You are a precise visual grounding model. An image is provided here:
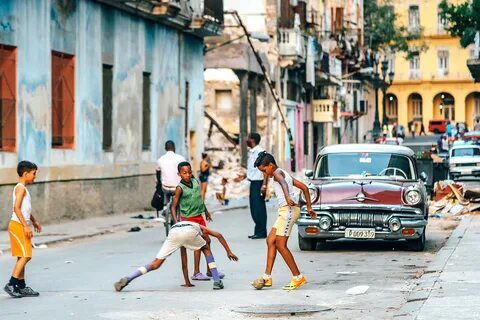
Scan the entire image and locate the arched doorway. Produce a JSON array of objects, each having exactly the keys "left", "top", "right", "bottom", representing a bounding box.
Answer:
[
  {"left": 465, "top": 92, "right": 480, "bottom": 130},
  {"left": 386, "top": 93, "right": 398, "bottom": 124},
  {"left": 433, "top": 92, "right": 455, "bottom": 121},
  {"left": 407, "top": 93, "right": 423, "bottom": 123}
]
